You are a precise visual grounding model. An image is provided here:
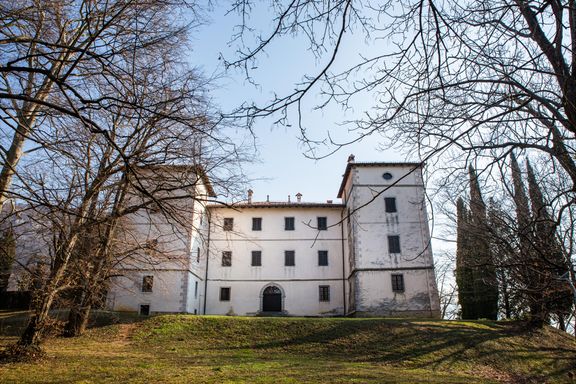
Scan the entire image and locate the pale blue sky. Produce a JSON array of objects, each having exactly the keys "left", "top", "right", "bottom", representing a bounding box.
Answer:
[{"left": 190, "top": 4, "right": 404, "bottom": 203}]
